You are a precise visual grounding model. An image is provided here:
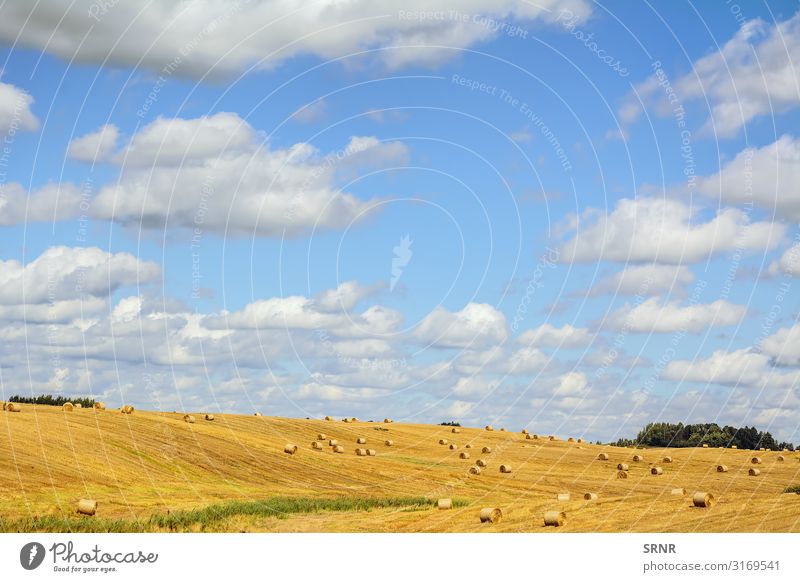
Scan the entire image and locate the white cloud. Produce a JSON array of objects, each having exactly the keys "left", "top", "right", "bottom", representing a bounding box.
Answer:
[
  {"left": 0, "top": 182, "right": 84, "bottom": 225},
  {"left": 0, "top": 246, "right": 160, "bottom": 304},
  {"left": 606, "top": 297, "right": 746, "bottom": 334},
  {"left": 554, "top": 371, "right": 588, "bottom": 396},
  {"left": 0, "top": 81, "right": 39, "bottom": 133},
  {"left": 665, "top": 348, "right": 800, "bottom": 389},
  {"left": 767, "top": 243, "right": 800, "bottom": 277},
  {"left": 517, "top": 323, "right": 592, "bottom": 348},
  {"left": 761, "top": 324, "right": 800, "bottom": 367},
  {"left": 624, "top": 12, "right": 800, "bottom": 137},
  {"left": 78, "top": 113, "right": 408, "bottom": 236},
  {"left": 414, "top": 303, "right": 508, "bottom": 349},
  {"left": 67, "top": 124, "right": 119, "bottom": 163},
  {"left": 697, "top": 136, "right": 800, "bottom": 221},
  {"left": 558, "top": 197, "right": 784, "bottom": 264},
  {"left": 0, "top": 1, "right": 591, "bottom": 76},
  {"left": 590, "top": 264, "right": 695, "bottom": 297},
  {"left": 314, "top": 280, "right": 384, "bottom": 312}
]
